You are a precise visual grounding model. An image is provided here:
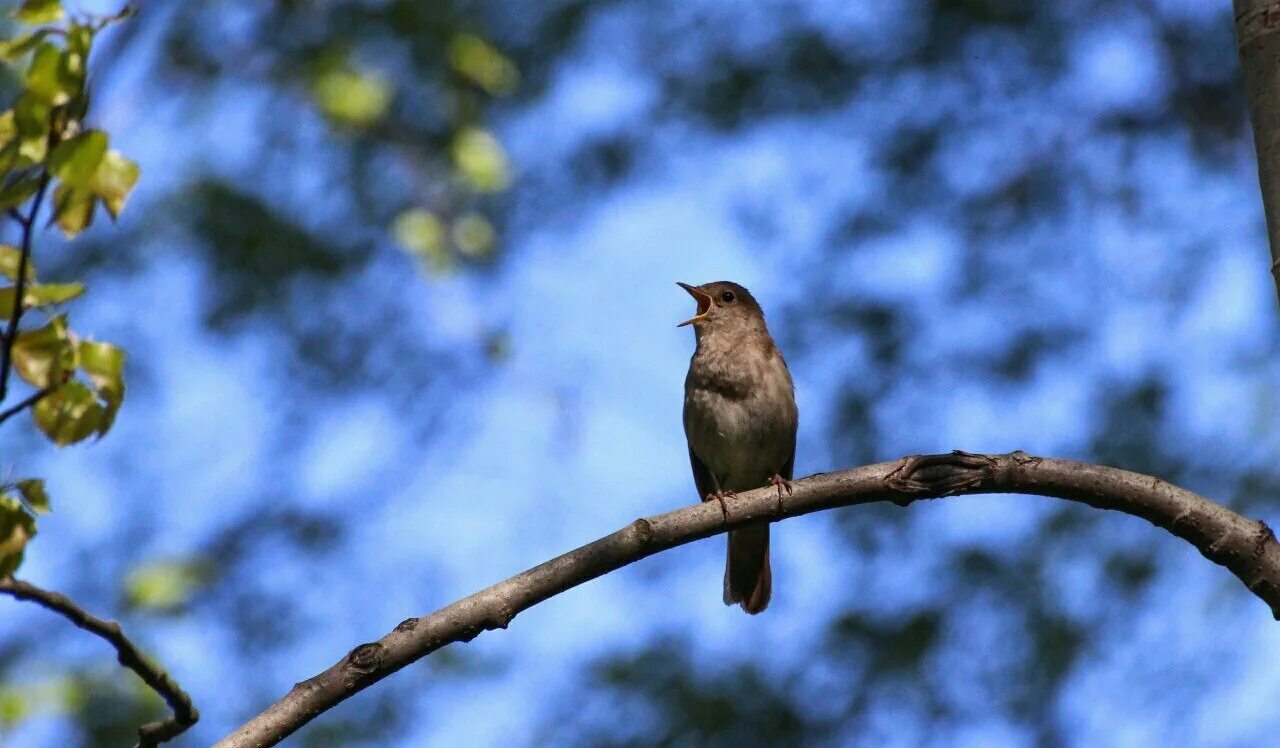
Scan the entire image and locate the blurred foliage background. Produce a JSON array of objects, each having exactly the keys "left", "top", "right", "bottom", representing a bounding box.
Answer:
[{"left": 3, "top": 0, "right": 1280, "bottom": 746}]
